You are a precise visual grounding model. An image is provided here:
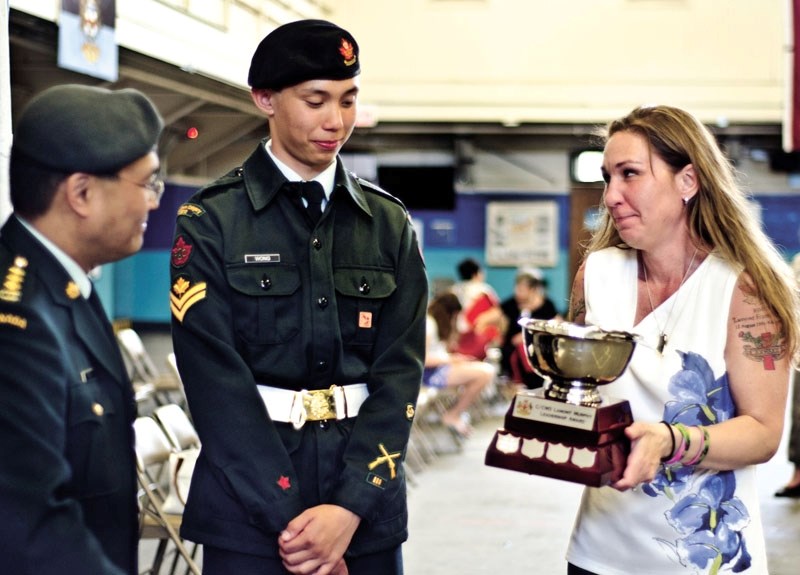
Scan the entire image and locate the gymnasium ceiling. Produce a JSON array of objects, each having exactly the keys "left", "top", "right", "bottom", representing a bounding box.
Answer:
[{"left": 9, "top": 9, "right": 784, "bottom": 183}]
